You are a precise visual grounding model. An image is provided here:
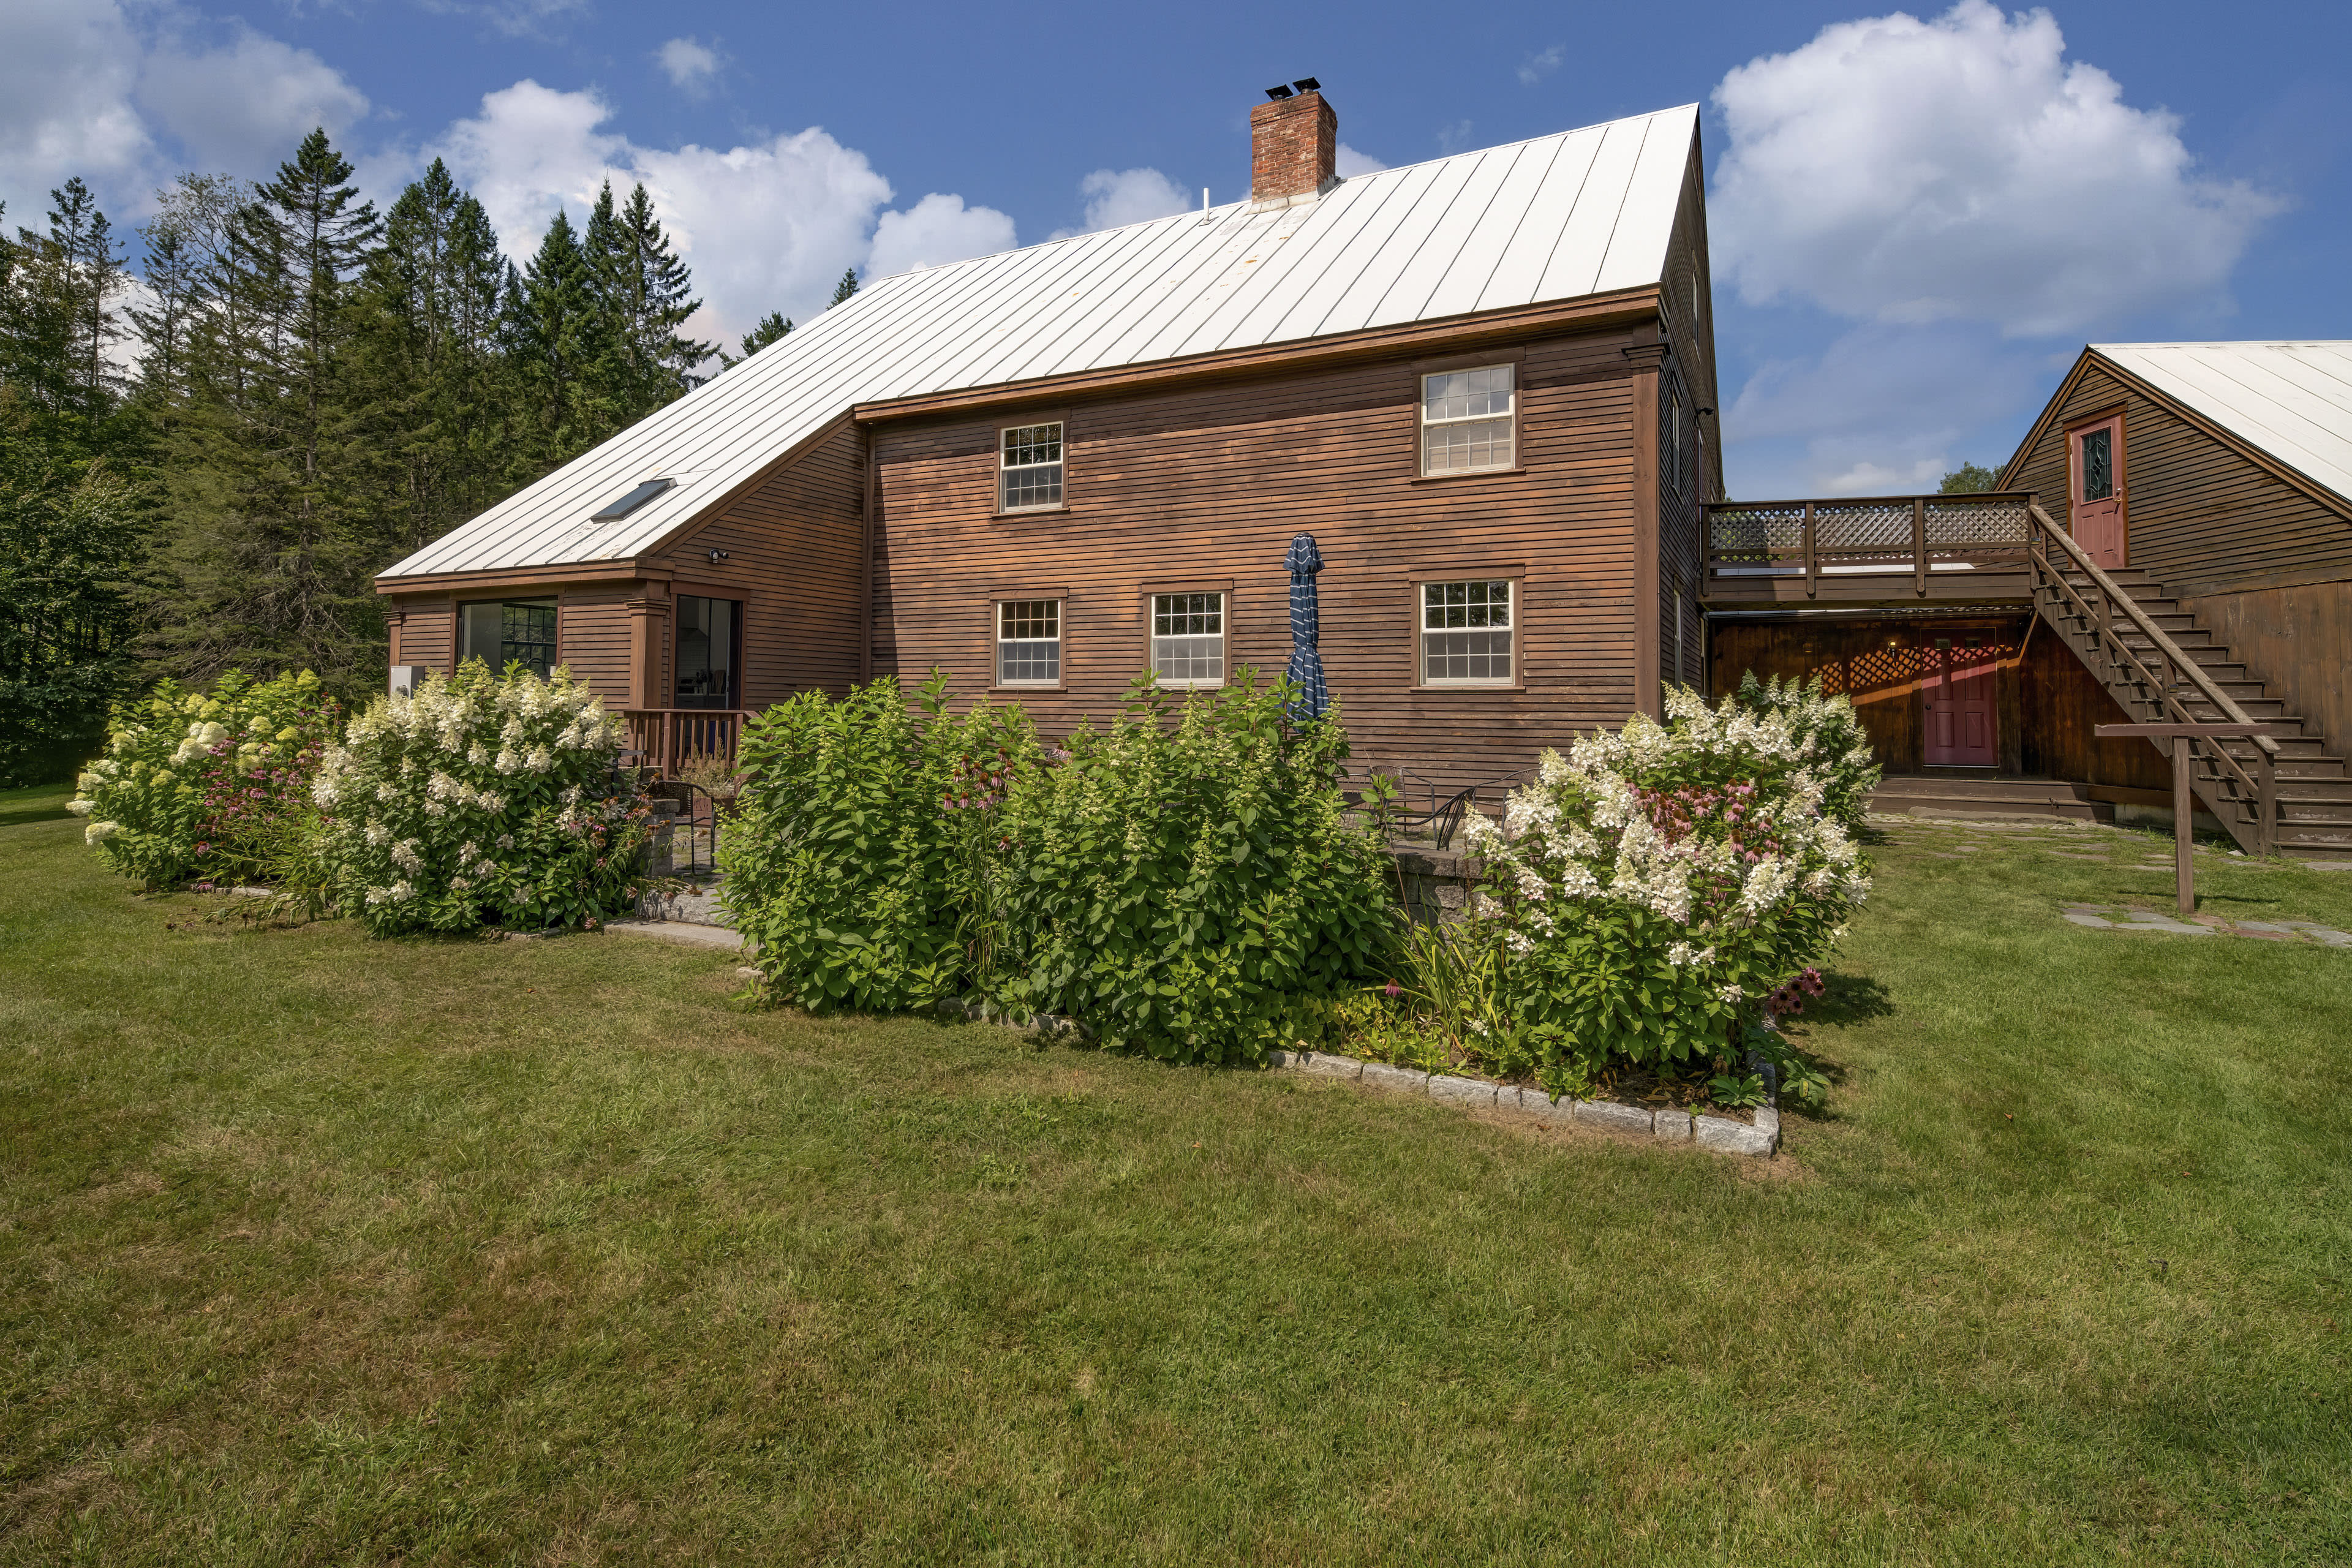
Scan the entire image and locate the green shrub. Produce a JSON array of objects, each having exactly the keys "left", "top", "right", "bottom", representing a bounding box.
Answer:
[
  {"left": 311, "top": 661, "right": 647, "bottom": 936},
  {"left": 69, "top": 670, "right": 341, "bottom": 889},
  {"left": 989, "top": 674, "right": 1393, "bottom": 1065},
  {"left": 1461, "top": 687, "right": 1871, "bottom": 1074},
  {"left": 722, "top": 673, "right": 1035, "bottom": 1012}
]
